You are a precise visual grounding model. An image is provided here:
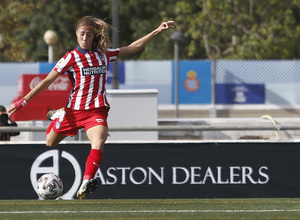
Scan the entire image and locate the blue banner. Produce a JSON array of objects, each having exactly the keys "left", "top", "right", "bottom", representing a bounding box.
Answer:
[
  {"left": 107, "top": 61, "right": 125, "bottom": 84},
  {"left": 39, "top": 62, "right": 55, "bottom": 73},
  {"left": 216, "top": 84, "right": 265, "bottom": 104},
  {"left": 172, "top": 61, "right": 211, "bottom": 104}
]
